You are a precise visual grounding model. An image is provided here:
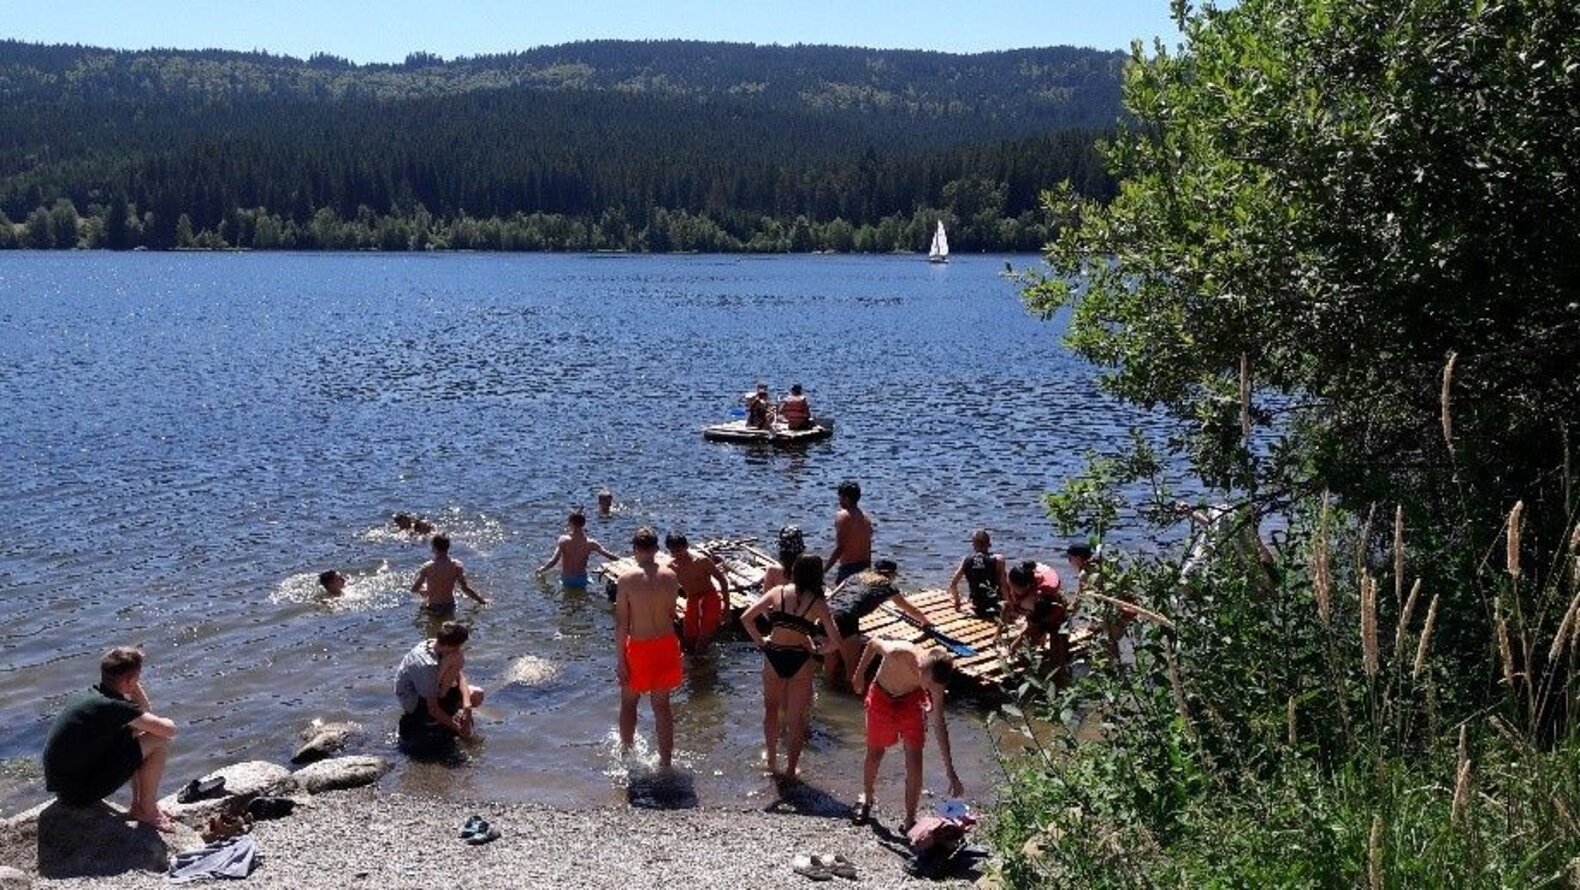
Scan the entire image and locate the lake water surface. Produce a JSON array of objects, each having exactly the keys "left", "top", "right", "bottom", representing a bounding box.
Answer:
[{"left": 0, "top": 252, "right": 1158, "bottom": 814}]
